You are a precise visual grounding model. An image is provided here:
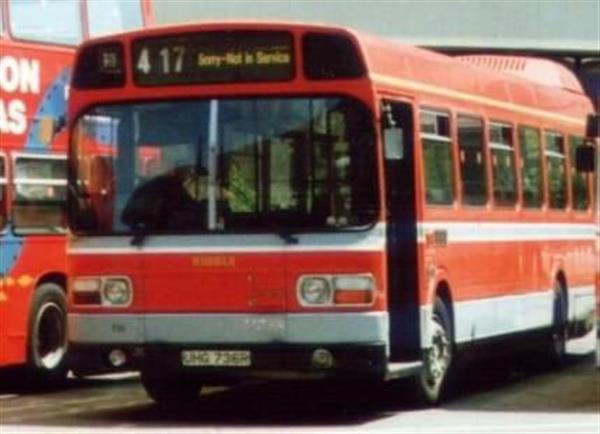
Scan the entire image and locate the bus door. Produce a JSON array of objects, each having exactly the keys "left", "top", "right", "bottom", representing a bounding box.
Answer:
[{"left": 381, "top": 100, "right": 421, "bottom": 361}]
